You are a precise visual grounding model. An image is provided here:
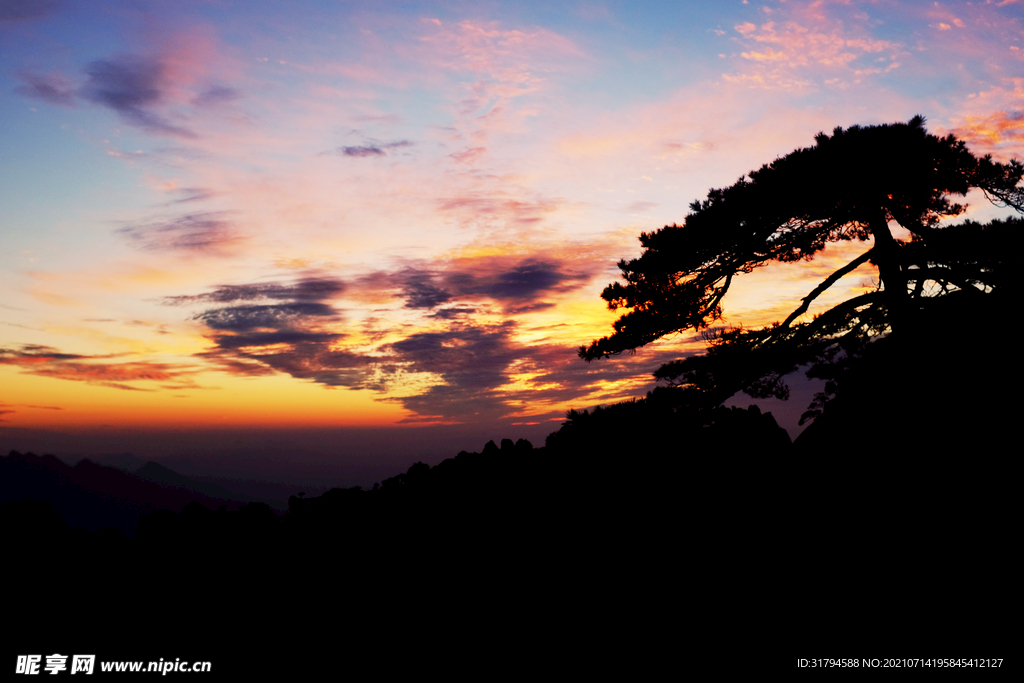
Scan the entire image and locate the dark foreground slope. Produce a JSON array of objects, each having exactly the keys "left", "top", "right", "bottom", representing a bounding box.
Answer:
[
  {"left": 5, "top": 327, "right": 1018, "bottom": 673},
  {"left": 5, "top": 409, "right": 784, "bottom": 673}
]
